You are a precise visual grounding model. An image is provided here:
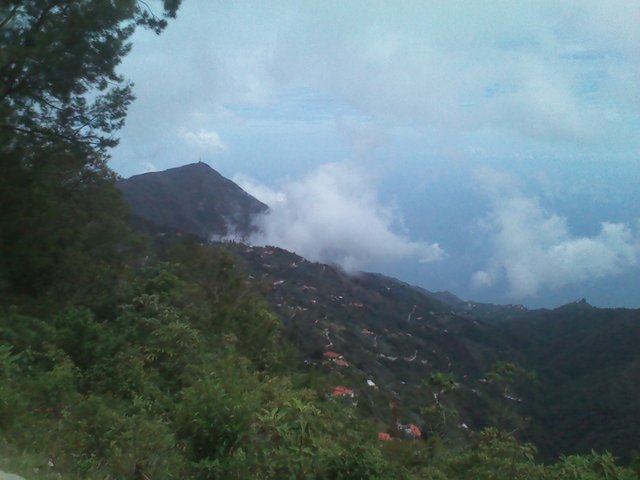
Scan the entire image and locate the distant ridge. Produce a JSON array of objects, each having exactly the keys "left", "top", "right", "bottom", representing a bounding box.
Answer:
[{"left": 118, "top": 162, "right": 268, "bottom": 240}]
